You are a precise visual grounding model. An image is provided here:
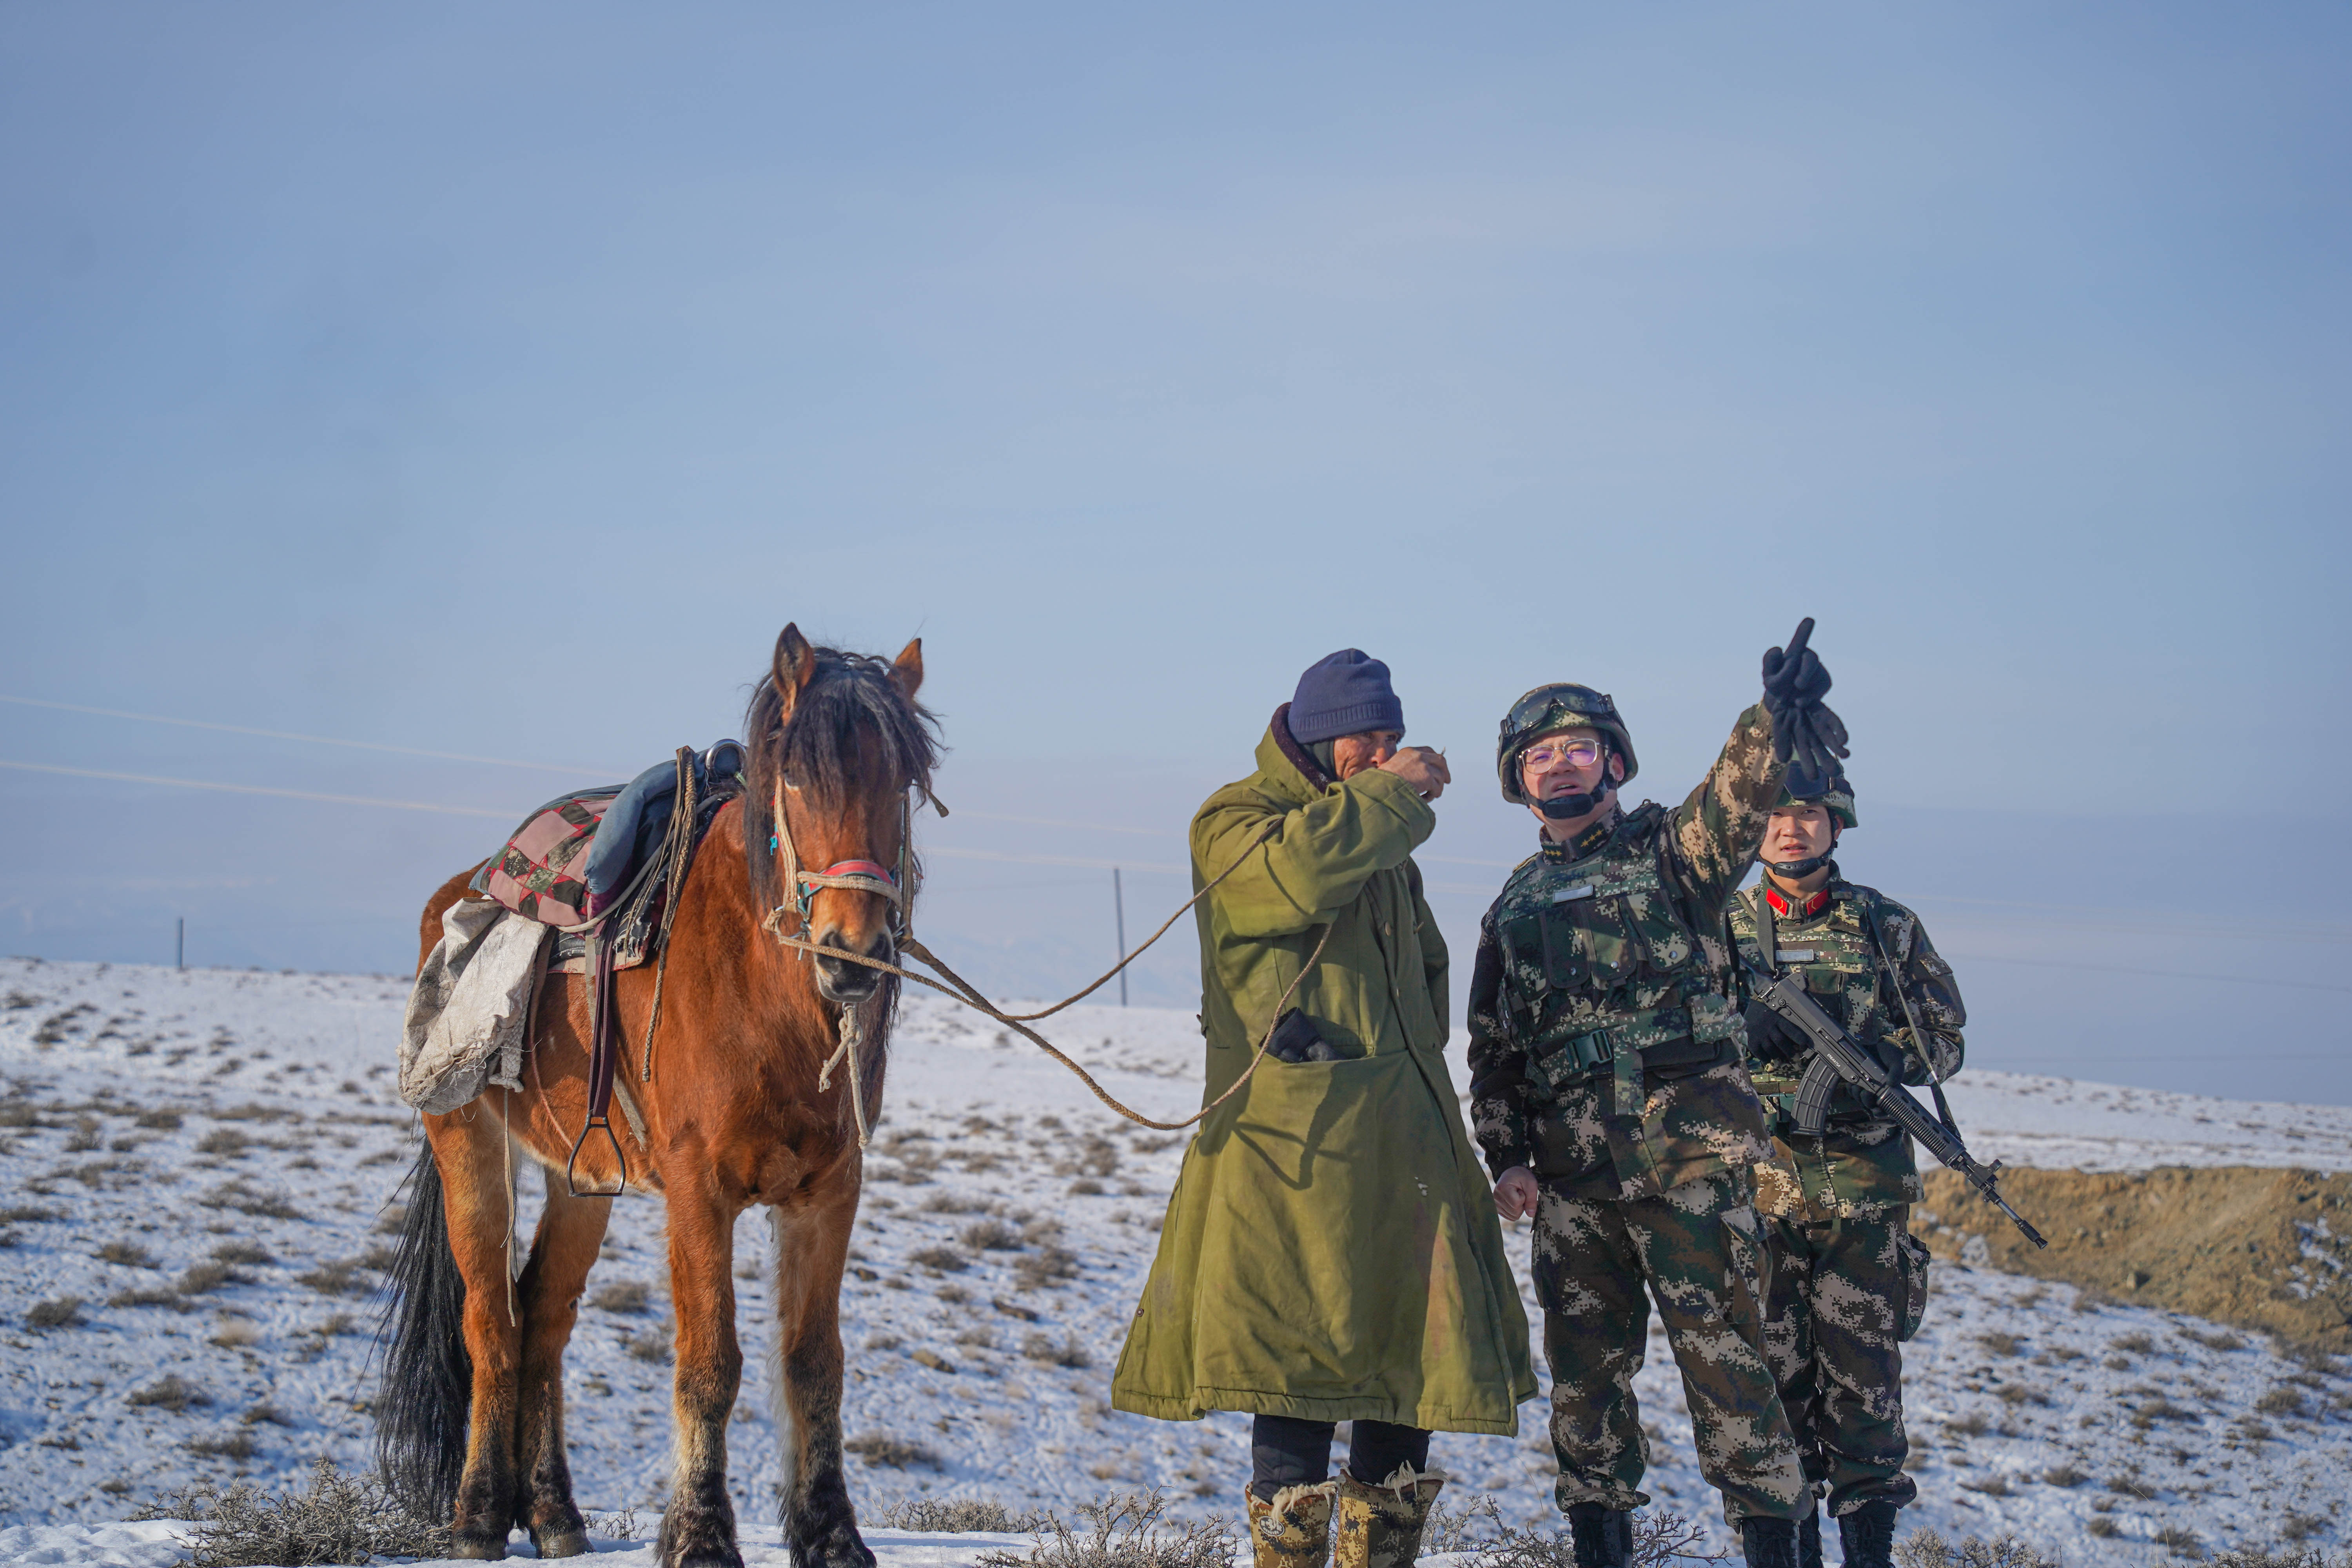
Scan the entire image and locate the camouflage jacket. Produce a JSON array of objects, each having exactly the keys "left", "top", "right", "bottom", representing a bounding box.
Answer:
[
  {"left": 1467, "top": 703, "right": 1786, "bottom": 1202},
  {"left": 1728, "top": 876, "right": 1965, "bottom": 1214}
]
